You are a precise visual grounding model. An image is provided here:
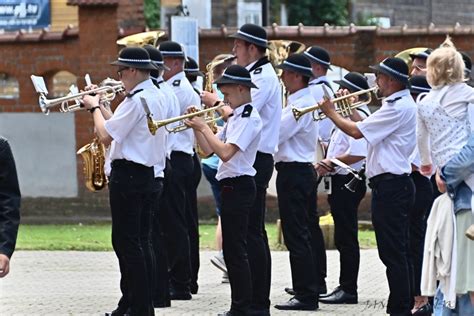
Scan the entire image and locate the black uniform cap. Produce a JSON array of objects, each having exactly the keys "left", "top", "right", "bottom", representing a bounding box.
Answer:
[
  {"left": 229, "top": 23, "right": 268, "bottom": 48},
  {"left": 184, "top": 57, "right": 204, "bottom": 77},
  {"left": 334, "top": 72, "right": 369, "bottom": 93},
  {"left": 461, "top": 52, "right": 472, "bottom": 74},
  {"left": 276, "top": 53, "right": 313, "bottom": 77},
  {"left": 158, "top": 40, "right": 185, "bottom": 58},
  {"left": 214, "top": 65, "right": 258, "bottom": 89},
  {"left": 369, "top": 57, "right": 410, "bottom": 85},
  {"left": 409, "top": 48, "right": 433, "bottom": 60},
  {"left": 409, "top": 75, "right": 431, "bottom": 95},
  {"left": 110, "top": 47, "right": 156, "bottom": 70},
  {"left": 304, "top": 46, "right": 332, "bottom": 70},
  {"left": 143, "top": 45, "right": 169, "bottom": 71}
]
